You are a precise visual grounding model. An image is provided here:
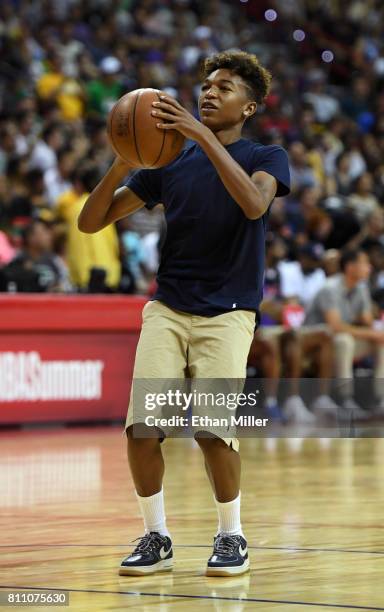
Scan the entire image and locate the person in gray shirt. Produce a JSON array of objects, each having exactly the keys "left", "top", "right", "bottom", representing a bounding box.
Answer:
[{"left": 305, "top": 249, "right": 384, "bottom": 414}]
